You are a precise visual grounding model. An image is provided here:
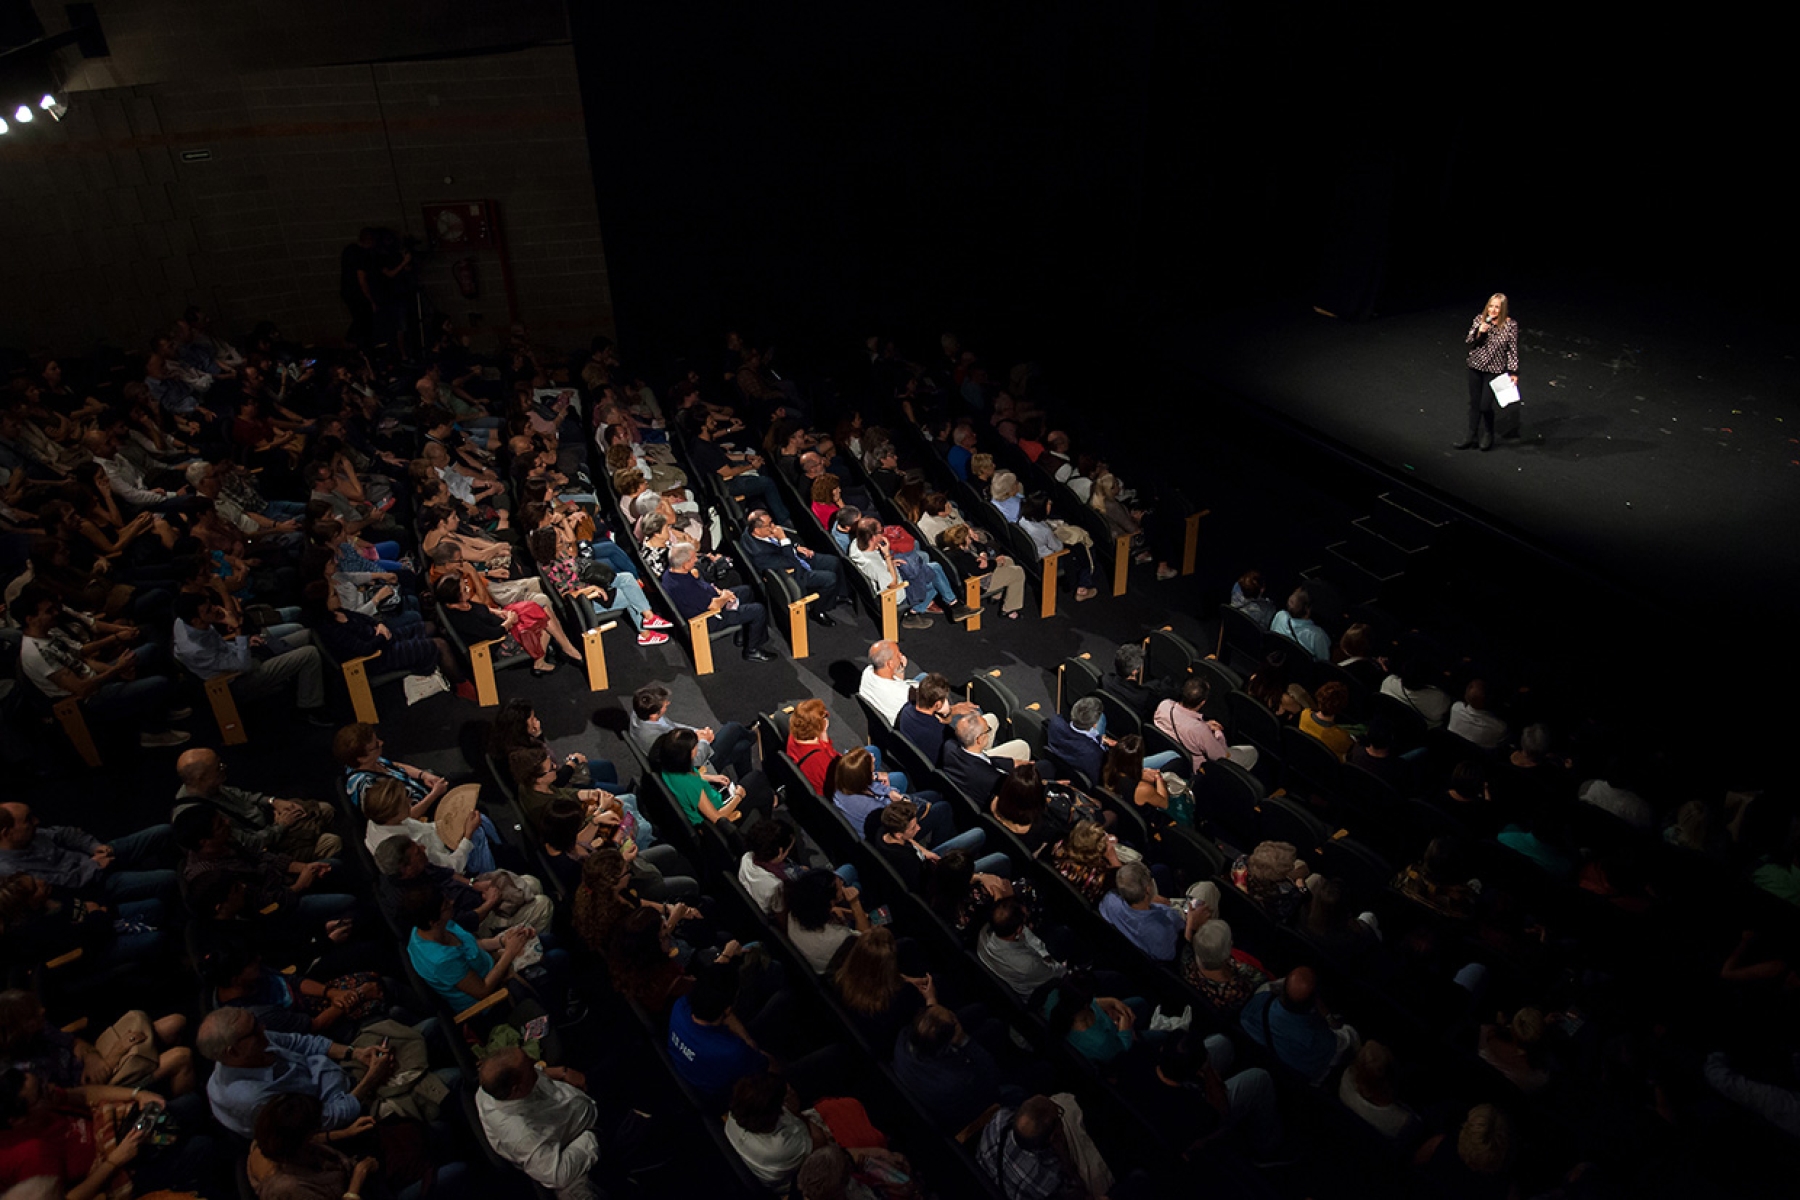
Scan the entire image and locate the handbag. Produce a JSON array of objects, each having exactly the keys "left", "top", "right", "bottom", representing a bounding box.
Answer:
[
  {"left": 576, "top": 557, "right": 617, "bottom": 588},
  {"left": 1044, "top": 784, "right": 1102, "bottom": 828},
  {"left": 94, "top": 1011, "right": 161, "bottom": 1087},
  {"left": 345, "top": 1020, "right": 449, "bottom": 1123},
  {"left": 882, "top": 524, "right": 916, "bottom": 554}
]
